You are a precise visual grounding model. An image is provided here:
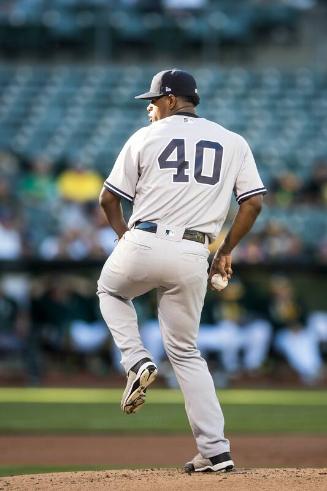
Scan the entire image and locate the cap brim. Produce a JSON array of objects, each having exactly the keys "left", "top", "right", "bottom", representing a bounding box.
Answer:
[{"left": 134, "top": 91, "right": 163, "bottom": 100}]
